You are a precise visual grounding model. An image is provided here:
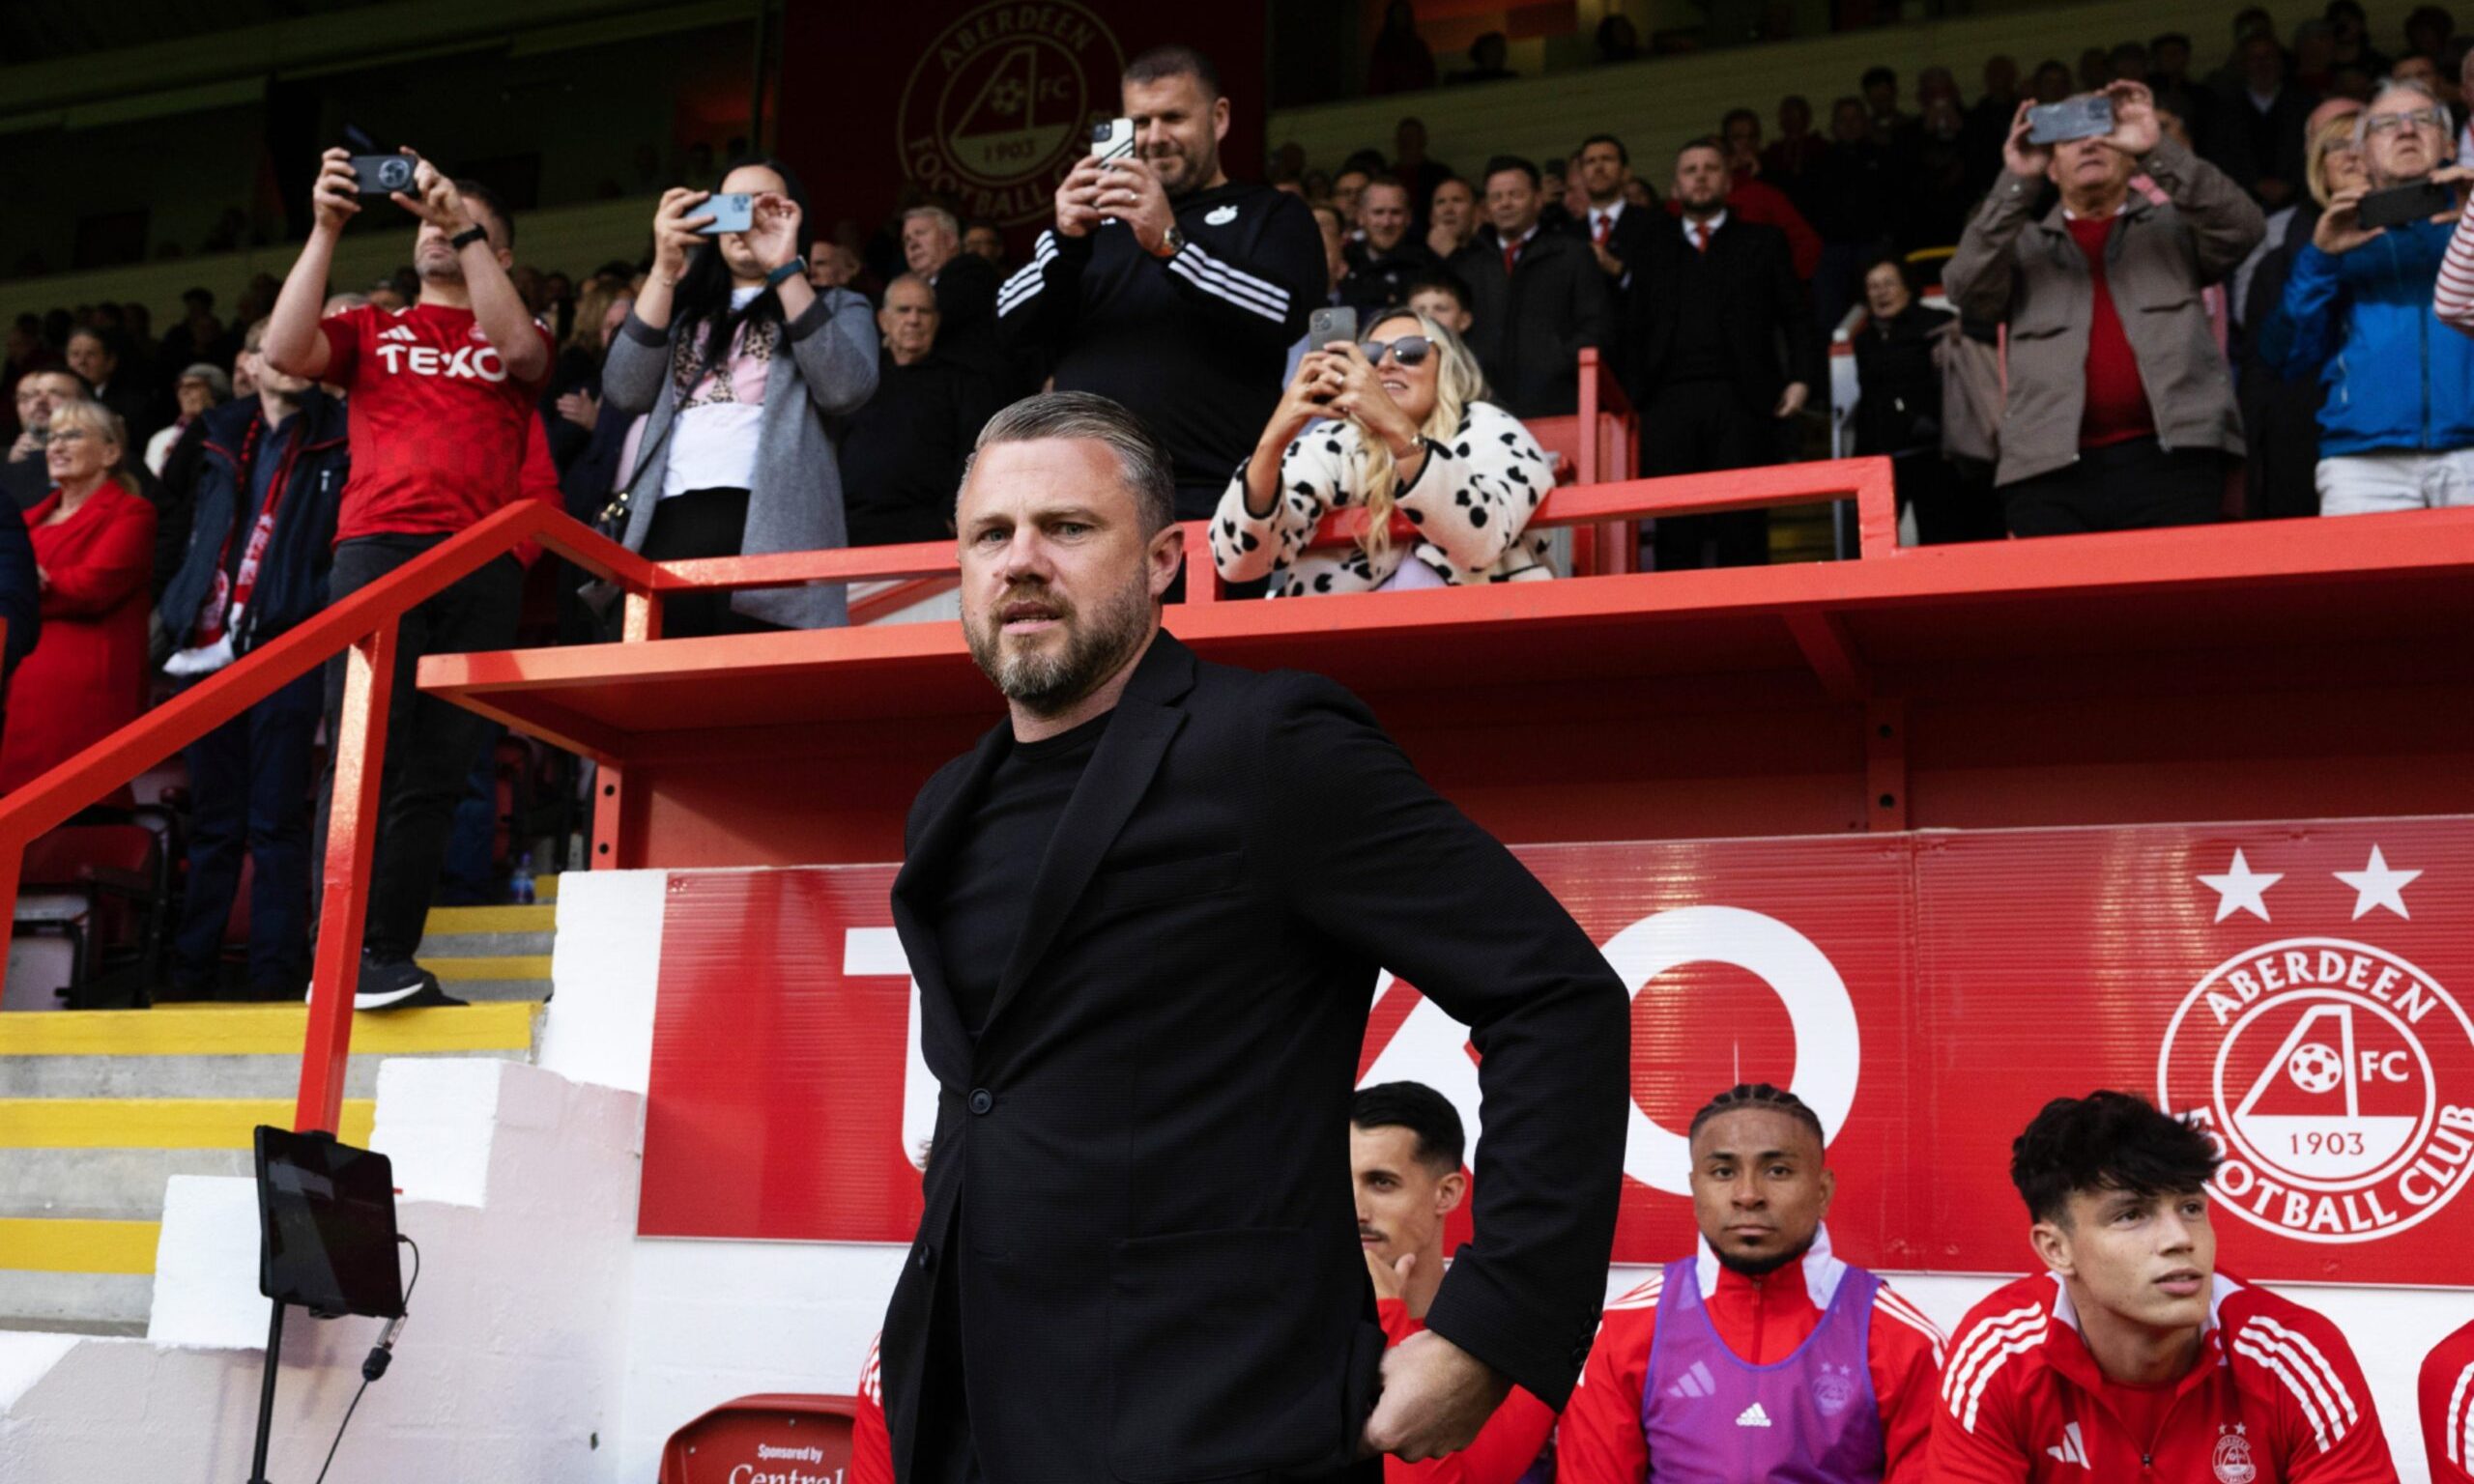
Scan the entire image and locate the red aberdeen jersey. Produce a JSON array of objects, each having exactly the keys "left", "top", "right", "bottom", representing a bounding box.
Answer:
[
  {"left": 2424, "top": 1318, "right": 2474, "bottom": 1484},
  {"left": 850, "top": 1331, "right": 891, "bottom": 1484},
  {"left": 1377, "top": 1298, "right": 1558, "bottom": 1482},
  {"left": 1927, "top": 1271, "right": 2399, "bottom": 1484},
  {"left": 321, "top": 302, "right": 552, "bottom": 545},
  {"left": 1558, "top": 1227, "right": 1947, "bottom": 1483}
]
